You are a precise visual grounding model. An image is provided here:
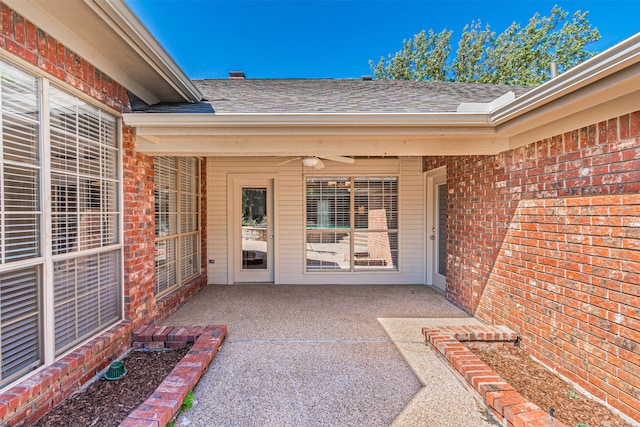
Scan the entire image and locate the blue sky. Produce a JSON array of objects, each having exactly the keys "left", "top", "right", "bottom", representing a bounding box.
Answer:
[{"left": 126, "top": 0, "right": 640, "bottom": 79}]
